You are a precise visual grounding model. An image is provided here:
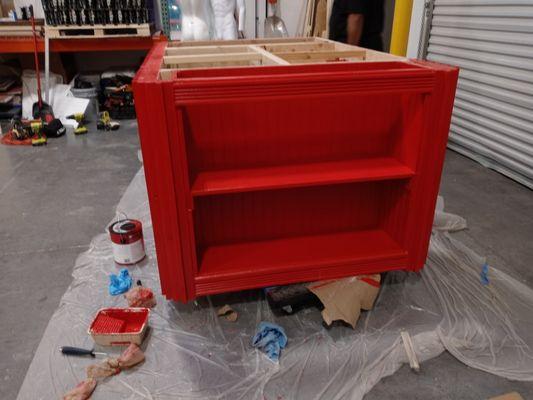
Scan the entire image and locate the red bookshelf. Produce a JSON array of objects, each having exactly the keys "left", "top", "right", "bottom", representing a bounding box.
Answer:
[{"left": 134, "top": 38, "right": 458, "bottom": 302}]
